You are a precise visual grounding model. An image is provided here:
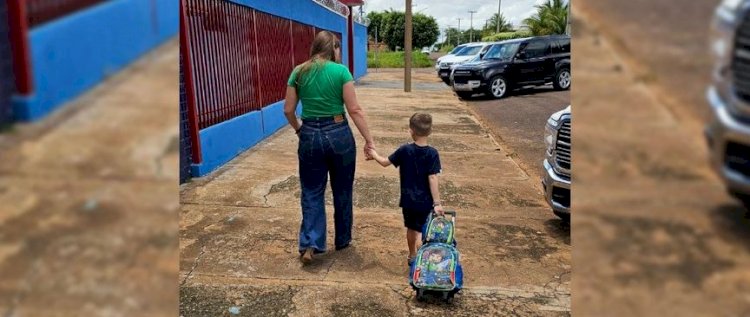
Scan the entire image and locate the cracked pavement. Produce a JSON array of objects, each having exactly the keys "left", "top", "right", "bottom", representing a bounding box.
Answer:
[
  {"left": 0, "top": 40, "right": 179, "bottom": 316},
  {"left": 179, "top": 69, "right": 571, "bottom": 316},
  {"left": 573, "top": 2, "right": 750, "bottom": 316}
]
